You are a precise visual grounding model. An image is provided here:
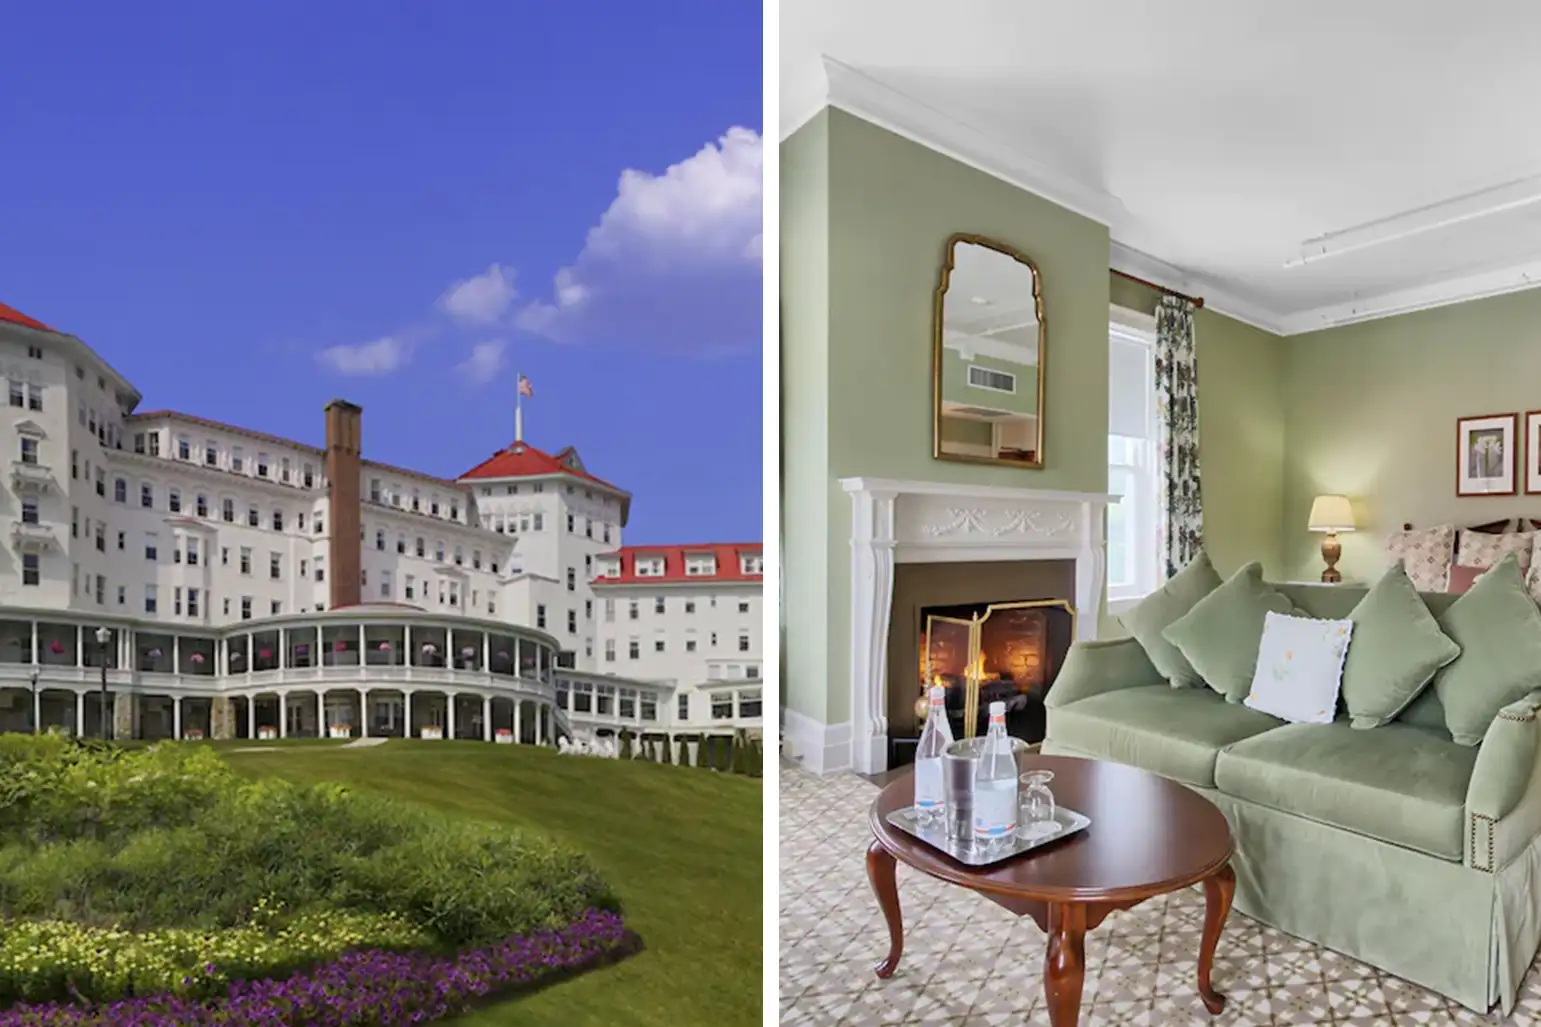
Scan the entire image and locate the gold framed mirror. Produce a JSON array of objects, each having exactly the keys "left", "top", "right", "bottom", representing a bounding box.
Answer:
[{"left": 932, "top": 233, "right": 1046, "bottom": 468}]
